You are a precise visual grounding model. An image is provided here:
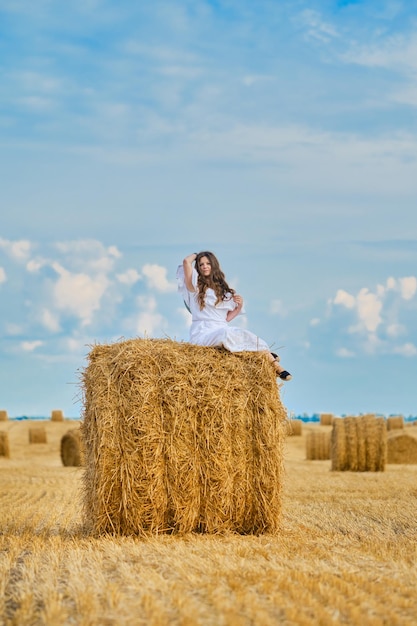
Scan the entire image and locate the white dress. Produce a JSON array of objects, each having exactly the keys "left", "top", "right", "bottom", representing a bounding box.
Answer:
[{"left": 176, "top": 265, "right": 270, "bottom": 353}]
